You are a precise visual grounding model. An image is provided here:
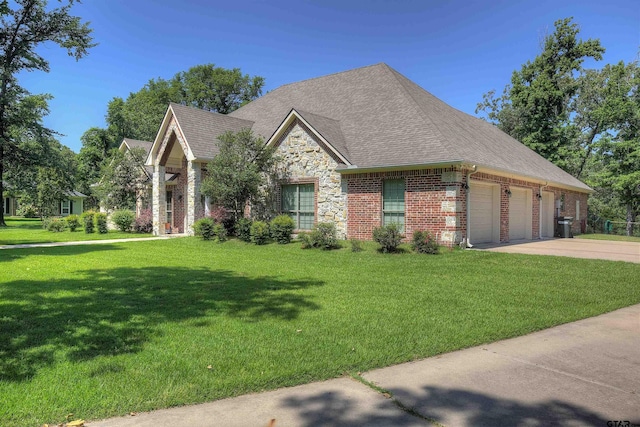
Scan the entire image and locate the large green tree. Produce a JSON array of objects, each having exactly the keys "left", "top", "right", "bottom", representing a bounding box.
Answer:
[
  {"left": 590, "top": 62, "right": 640, "bottom": 235},
  {"left": 476, "top": 17, "right": 604, "bottom": 172},
  {"left": 94, "top": 146, "right": 148, "bottom": 211},
  {"left": 0, "top": 0, "right": 94, "bottom": 226},
  {"left": 201, "top": 129, "right": 277, "bottom": 223}
]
